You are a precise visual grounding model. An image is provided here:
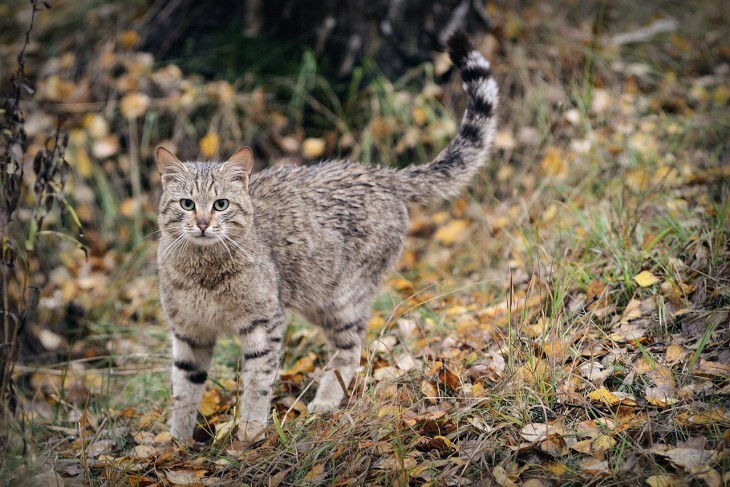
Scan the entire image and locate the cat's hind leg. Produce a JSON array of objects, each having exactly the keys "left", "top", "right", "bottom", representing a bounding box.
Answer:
[
  {"left": 169, "top": 331, "right": 216, "bottom": 442},
  {"left": 308, "top": 305, "right": 368, "bottom": 414}
]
